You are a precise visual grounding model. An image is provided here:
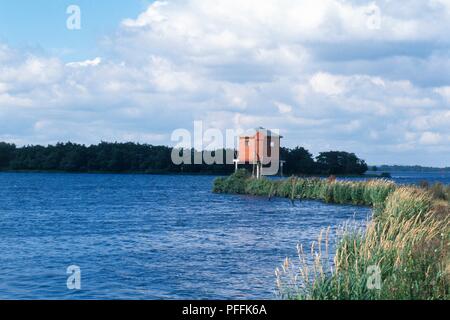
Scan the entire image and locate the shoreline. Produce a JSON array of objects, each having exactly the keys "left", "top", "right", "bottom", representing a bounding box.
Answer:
[
  {"left": 0, "top": 169, "right": 390, "bottom": 179},
  {"left": 214, "top": 171, "right": 450, "bottom": 300}
]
